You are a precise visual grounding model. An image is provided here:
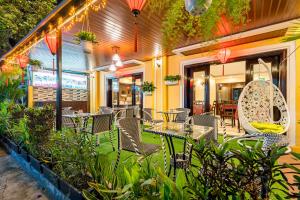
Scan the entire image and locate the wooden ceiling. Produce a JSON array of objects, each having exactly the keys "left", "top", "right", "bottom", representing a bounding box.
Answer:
[{"left": 62, "top": 0, "right": 300, "bottom": 67}]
